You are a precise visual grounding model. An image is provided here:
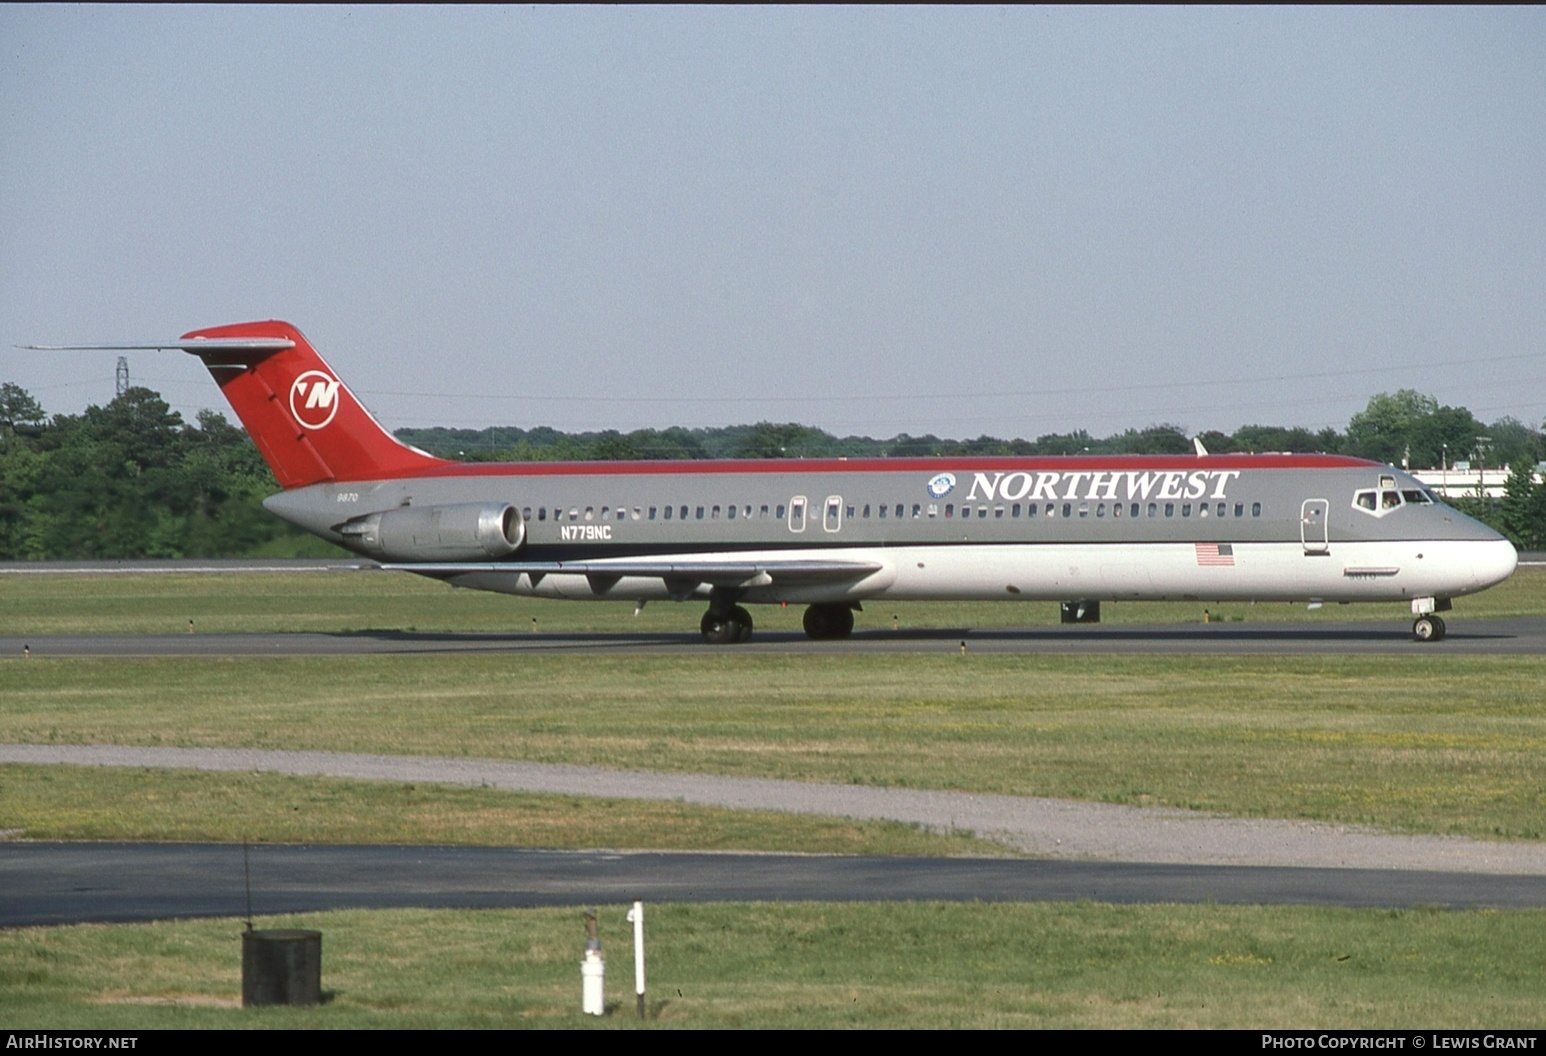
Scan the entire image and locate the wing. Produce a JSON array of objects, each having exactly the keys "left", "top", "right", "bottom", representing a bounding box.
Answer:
[{"left": 379, "top": 556, "right": 886, "bottom": 597}]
